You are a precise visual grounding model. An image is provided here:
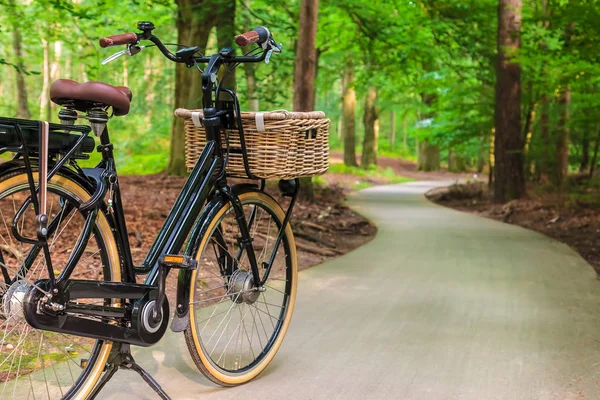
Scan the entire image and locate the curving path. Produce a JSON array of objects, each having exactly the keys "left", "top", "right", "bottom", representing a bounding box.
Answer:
[{"left": 101, "top": 182, "right": 600, "bottom": 399}]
